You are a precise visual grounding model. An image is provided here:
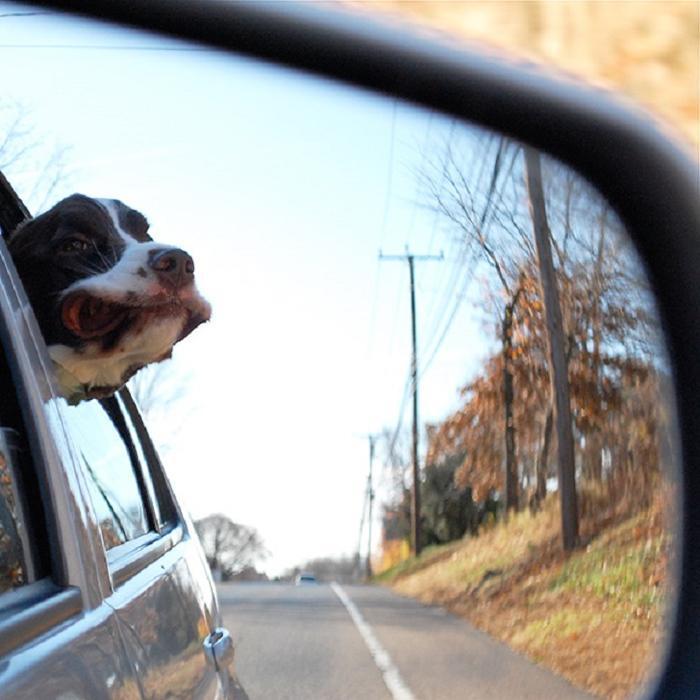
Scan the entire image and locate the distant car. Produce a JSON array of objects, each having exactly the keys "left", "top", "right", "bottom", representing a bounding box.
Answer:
[
  {"left": 0, "top": 185, "right": 246, "bottom": 698},
  {"left": 295, "top": 573, "right": 318, "bottom": 585}
]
